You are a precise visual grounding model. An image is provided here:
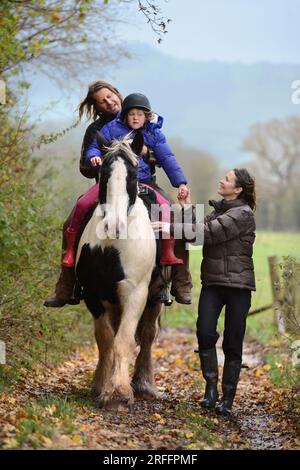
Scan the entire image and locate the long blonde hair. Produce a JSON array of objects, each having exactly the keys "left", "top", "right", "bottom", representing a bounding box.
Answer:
[{"left": 78, "top": 80, "right": 123, "bottom": 121}]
